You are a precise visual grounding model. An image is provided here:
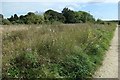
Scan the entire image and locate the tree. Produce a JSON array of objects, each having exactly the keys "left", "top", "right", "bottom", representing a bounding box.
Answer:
[
  {"left": 62, "top": 8, "right": 76, "bottom": 23},
  {"left": 96, "top": 19, "right": 104, "bottom": 24},
  {"left": 0, "top": 14, "right": 3, "bottom": 24},
  {"left": 8, "top": 15, "right": 14, "bottom": 22},
  {"left": 74, "top": 12, "right": 83, "bottom": 23},
  {"left": 0, "top": 14, "right": 3, "bottom": 19},
  {"left": 44, "top": 10, "right": 65, "bottom": 23},
  {"left": 18, "top": 15, "right": 25, "bottom": 24},
  {"left": 25, "top": 12, "right": 36, "bottom": 24},
  {"left": 2, "top": 19, "right": 11, "bottom": 25},
  {"left": 14, "top": 14, "right": 19, "bottom": 20},
  {"left": 75, "top": 11, "right": 95, "bottom": 23},
  {"left": 3, "top": 8, "right": 96, "bottom": 24},
  {"left": 34, "top": 15, "right": 44, "bottom": 24},
  {"left": 18, "top": 12, "right": 44, "bottom": 24},
  {"left": 27, "top": 12, "right": 35, "bottom": 16}
]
